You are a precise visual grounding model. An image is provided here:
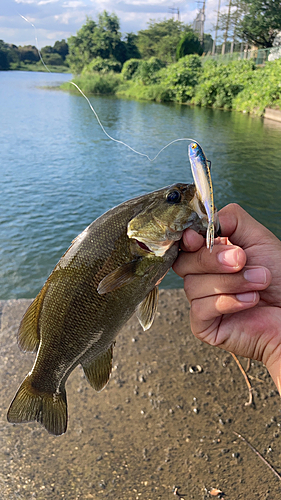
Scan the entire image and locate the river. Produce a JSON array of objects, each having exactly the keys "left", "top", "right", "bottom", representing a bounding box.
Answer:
[{"left": 1, "top": 70, "right": 281, "bottom": 299}]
